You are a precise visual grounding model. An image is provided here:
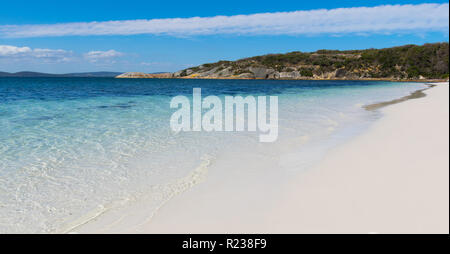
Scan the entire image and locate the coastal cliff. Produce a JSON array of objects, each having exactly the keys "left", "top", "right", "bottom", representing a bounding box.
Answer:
[{"left": 117, "top": 43, "right": 449, "bottom": 80}]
